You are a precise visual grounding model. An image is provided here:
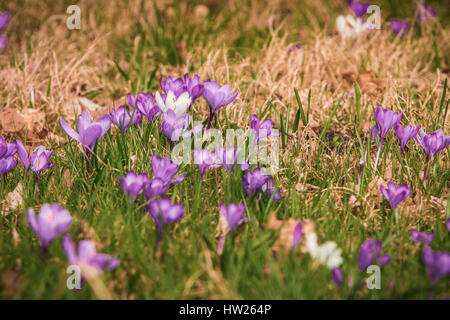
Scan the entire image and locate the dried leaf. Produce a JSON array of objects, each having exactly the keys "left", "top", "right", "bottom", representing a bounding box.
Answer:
[{"left": 2, "top": 183, "right": 24, "bottom": 216}]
